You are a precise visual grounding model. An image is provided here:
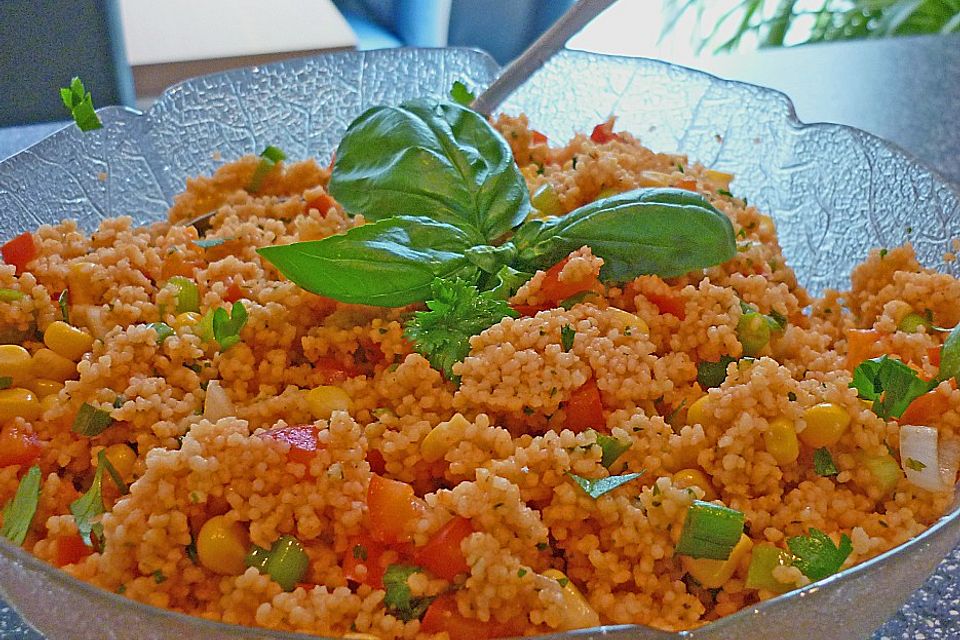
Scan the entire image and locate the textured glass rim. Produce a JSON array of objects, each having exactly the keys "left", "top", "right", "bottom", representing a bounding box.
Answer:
[{"left": 1, "top": 46, "right": 959, "bottom": 638}]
